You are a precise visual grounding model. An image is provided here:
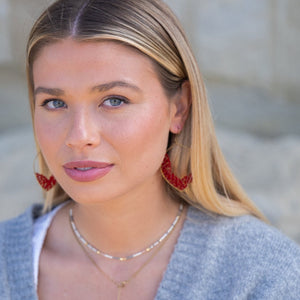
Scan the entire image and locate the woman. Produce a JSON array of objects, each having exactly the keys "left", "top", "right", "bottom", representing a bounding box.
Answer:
[{"left": 1, "top": 0, "right": 300, "bottom": 299}]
